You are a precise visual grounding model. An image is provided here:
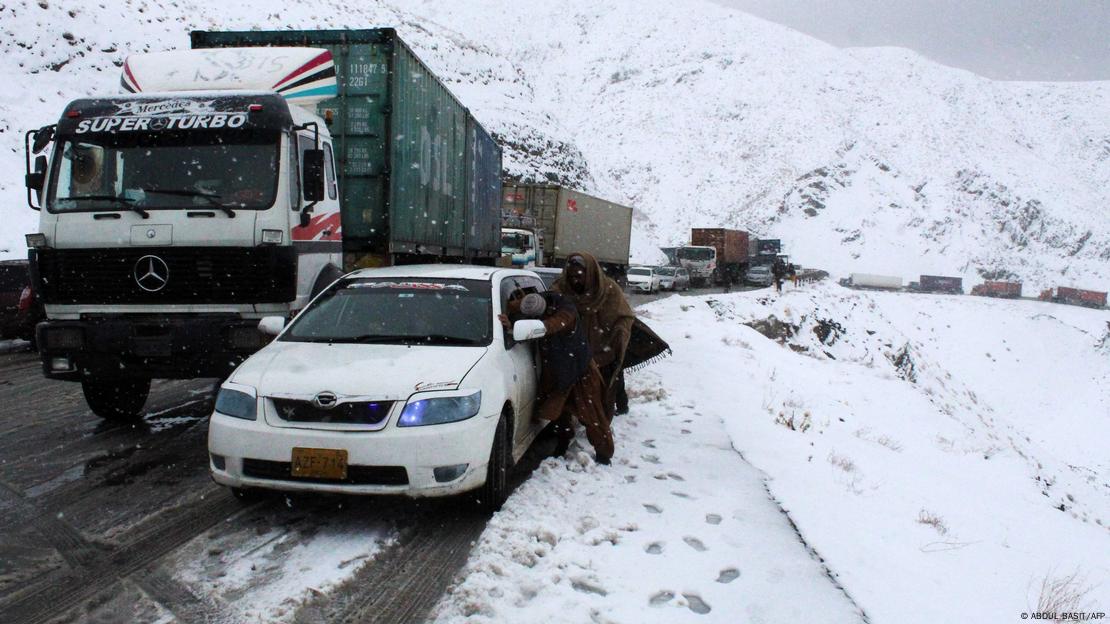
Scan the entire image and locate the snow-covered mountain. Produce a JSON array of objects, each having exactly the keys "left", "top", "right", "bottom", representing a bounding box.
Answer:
[{"left": 2, "top": 0, "right": 1107, "bottom": 293}]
